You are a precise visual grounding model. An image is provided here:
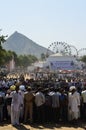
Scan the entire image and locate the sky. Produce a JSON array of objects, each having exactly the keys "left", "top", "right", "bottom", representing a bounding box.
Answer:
[{"left": 0, "top": 0, "right": 86, "bottom": 50}]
